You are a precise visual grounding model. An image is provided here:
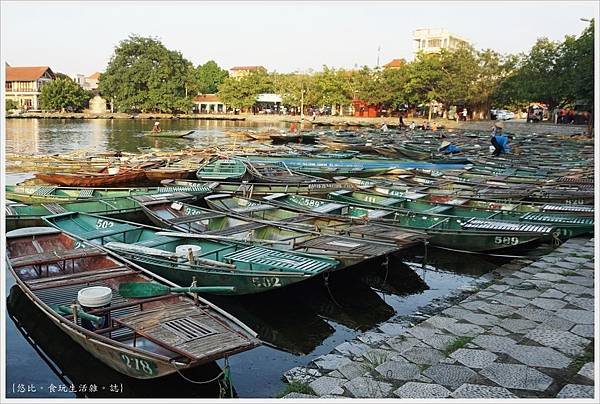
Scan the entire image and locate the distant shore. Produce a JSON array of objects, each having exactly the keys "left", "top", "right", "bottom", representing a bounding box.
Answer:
[{"left": 6, "top": 112, "right": 587, "bottom": 135}]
